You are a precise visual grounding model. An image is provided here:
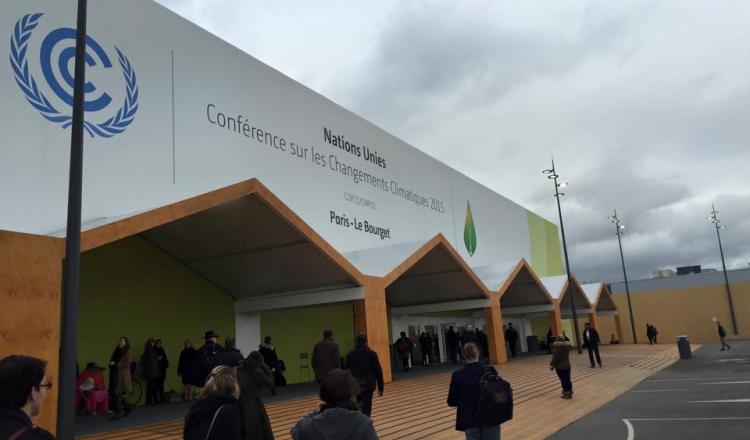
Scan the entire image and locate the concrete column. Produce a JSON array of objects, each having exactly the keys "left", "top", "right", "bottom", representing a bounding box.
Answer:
[
  {"left": 550, "top": 304, "right": 563, "bottom": 336},
  {"left": 355, "top": 276, "right": 393, "bottom": 383},
  {"left": 235, "top": 311, "right": 261, "bottom": 357},
  {"left": 484, "top": 298, "right": 508, "bottom": 365}
]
